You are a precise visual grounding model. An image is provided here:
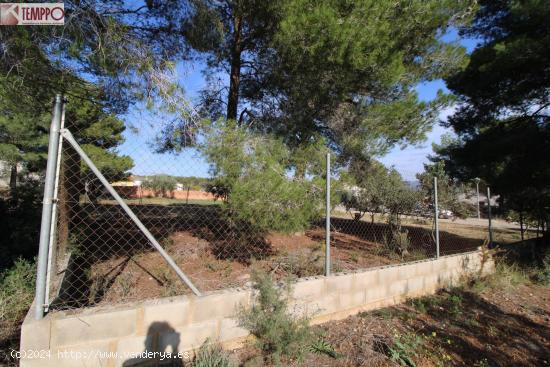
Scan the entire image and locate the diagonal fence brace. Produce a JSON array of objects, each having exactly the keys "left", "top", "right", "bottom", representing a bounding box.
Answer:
[{"left": 60, "top": 128, "right": 202, "bottom": 297}]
